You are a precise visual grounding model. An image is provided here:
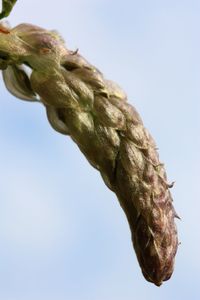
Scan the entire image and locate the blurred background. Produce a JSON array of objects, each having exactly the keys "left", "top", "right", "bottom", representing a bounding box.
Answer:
[{"left": 0, "top": 0, "right": 199, "bottom": 299}]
